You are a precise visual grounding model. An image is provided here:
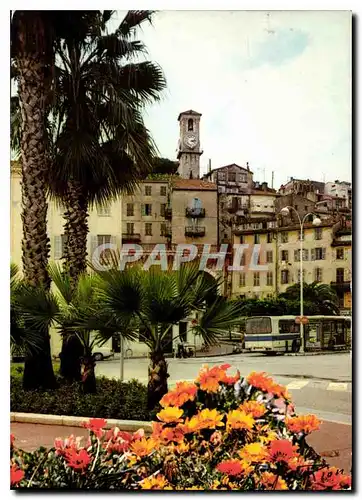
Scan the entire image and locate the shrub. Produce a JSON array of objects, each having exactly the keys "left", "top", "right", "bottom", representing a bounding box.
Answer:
[
  {"left": 10, "top": 365, "right": 352, "bottom": 490},
  {"left": 11, "top": 376, "right": 150, "bottom": 421}
]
